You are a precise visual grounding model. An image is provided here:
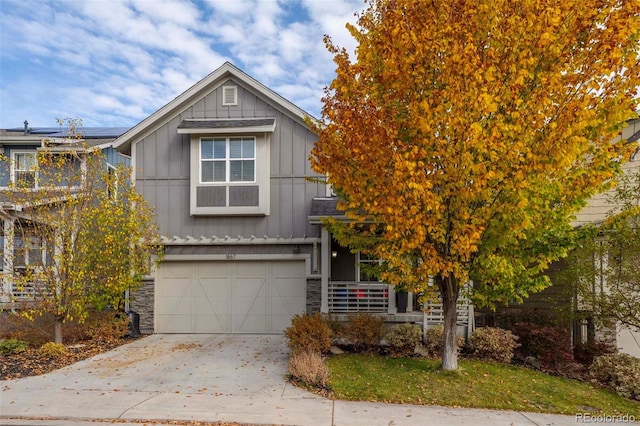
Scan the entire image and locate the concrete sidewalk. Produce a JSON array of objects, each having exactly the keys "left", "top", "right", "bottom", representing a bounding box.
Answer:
[{"left": 0, "top": 334, "right": 611, "bottom": 425}]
